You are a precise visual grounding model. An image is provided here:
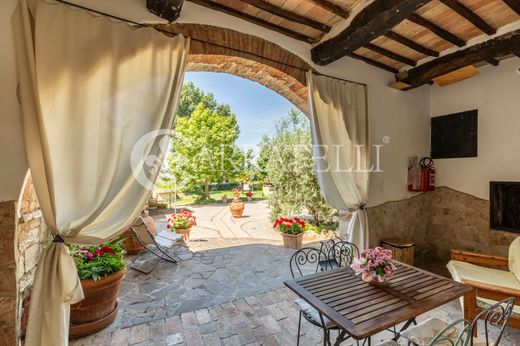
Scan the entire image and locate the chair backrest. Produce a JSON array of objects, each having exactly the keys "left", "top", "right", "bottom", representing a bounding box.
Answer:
[
  {"left": 328, "top": 241, "right": 360, "bottom": 267},
  {"left": 131, "top": 216, "right": 155, "bottom": 246},
  {"left": 470, "top": 297, "right": 515, "bottom": 346},
  {"left": 289, "top": 247, "right": 328, "bottom": 278},
  {"left": 319, "top": 236, "right": 342, "bottom": 257},
  {"left": 430, "top": 319, "right": 471, "bottom": 346}
]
